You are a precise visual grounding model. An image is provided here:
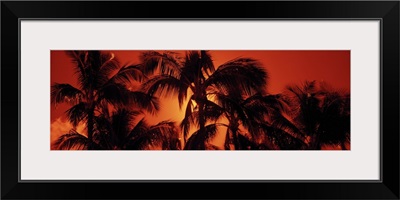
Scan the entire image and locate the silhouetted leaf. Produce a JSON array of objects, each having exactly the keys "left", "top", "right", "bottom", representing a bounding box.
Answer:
[
  {"left": 65, "top": 102, "right": 88, "bottom": 127},
  {"left": 108, "top": 64, "right": 144, "bottom": 85},
  {"left": 52, "top": 131, "right": 90, "bottom": 150},
  {"left": 206, "top": 58, "right": 268, "bottom": 95},
  {"left": 141, "top": 74, "right": 189, "bottom": 107},
  {"left": 184, "top": 124, "right": 226, "bottom": 150},
  {"left": 140, "top": 51, "right": 182, "bottom": 76},
  {"left": 51, "top": 83, "right": 84, "bottom": 106}
]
